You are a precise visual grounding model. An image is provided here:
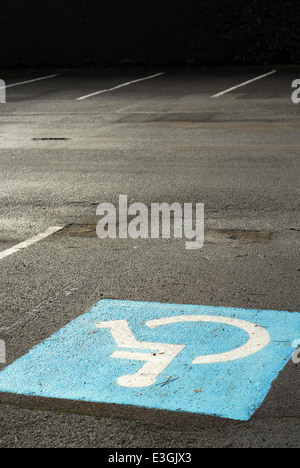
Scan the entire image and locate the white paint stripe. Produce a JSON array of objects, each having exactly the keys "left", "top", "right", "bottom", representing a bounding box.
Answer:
[
  {"left": 211, "top": 70, "right": 277, "bottom": 98},
  {"left": 0, "top": 226, "right": 64, "bottom": 261},
  {"left": 76, "top": 72, "right": 165, "bottom": 101},
  {"left": 0, "top": 74, "right": 60, "bottom": 90}
]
